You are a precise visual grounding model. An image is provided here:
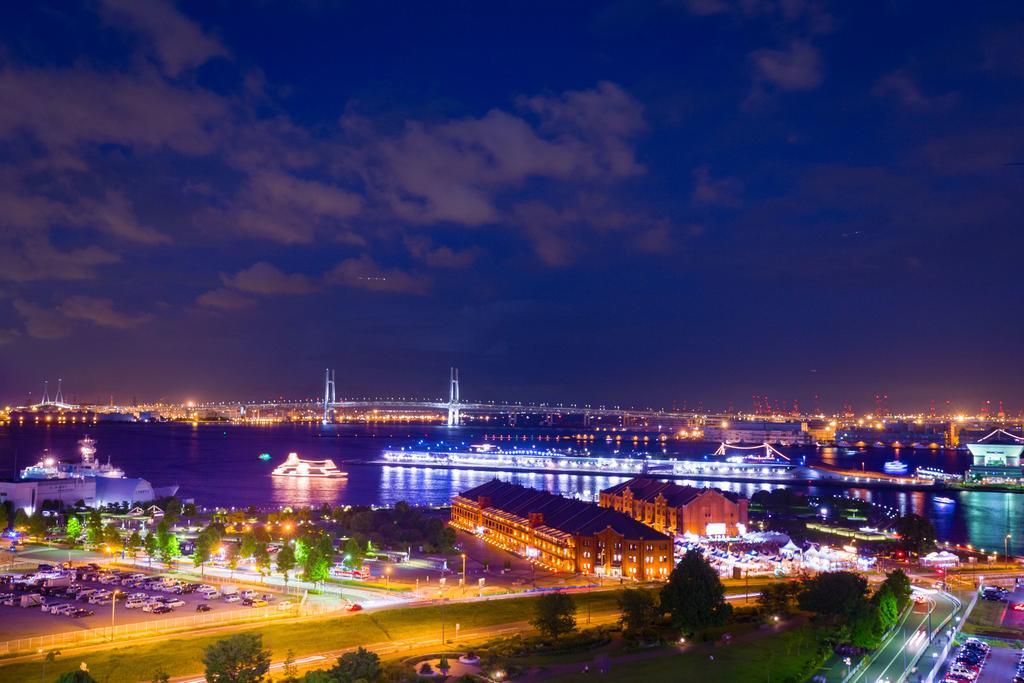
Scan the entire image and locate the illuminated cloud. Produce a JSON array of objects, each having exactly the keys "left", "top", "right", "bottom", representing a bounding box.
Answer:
[{"left": 220, "top": 262, "right": 318, "bottom": 295}]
